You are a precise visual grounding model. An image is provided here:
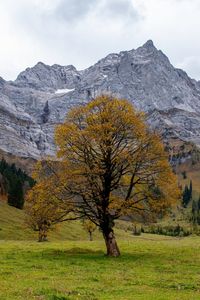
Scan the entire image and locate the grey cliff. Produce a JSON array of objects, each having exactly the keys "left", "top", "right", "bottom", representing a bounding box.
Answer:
[{"left": 1, "top": 40, "right": 200, "bottom": 158}]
